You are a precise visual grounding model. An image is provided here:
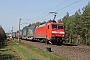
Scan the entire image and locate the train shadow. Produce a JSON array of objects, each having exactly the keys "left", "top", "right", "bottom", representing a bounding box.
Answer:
[
  {"left": 25, "top": 39, "right": 78, "bottom": 46},
  {"left": 26, "top": 39, "right": 40, "bottom": 42},
  {"left": 62, "top": 43, "right": 78, "bottom": 46}
]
